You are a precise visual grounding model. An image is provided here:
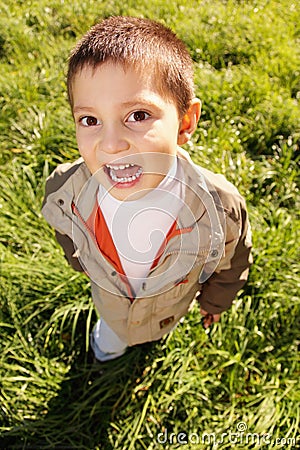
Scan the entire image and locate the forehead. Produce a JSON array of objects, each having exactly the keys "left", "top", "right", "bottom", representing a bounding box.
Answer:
[
  {"left": 74, "top": 62, "right": 152, "bottom": 90},
  {"left": 71, "top": 62, "right": 178, "bottom": 111}
]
